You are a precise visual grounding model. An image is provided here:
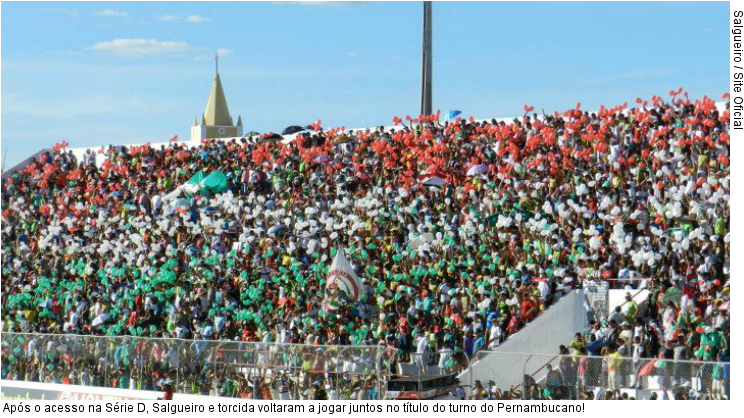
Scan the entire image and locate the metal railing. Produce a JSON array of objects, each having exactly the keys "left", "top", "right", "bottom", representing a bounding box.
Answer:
[
  {"left": 462, "top": 351, "right": 729, "bottom": 400},
  {"left": 3, "top": 333, "right": 730, "bottom": 400},
  {"left": 0, "top": 332, "right": 396, "bottom": 400}
]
